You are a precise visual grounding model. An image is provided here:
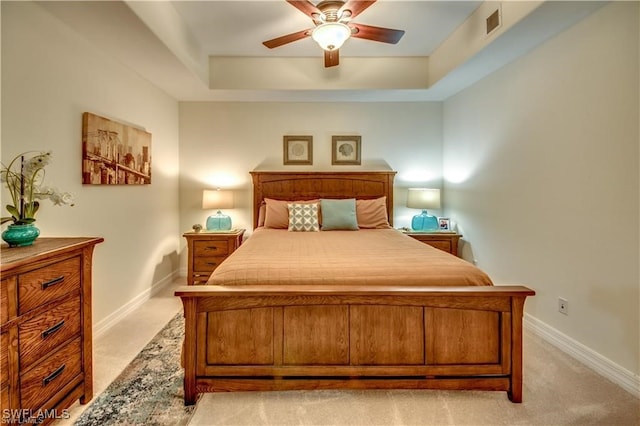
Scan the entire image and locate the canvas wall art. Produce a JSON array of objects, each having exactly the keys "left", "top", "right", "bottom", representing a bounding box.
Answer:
[{"left": 82, "top": 112, "right": 152, "bottom": 185}]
